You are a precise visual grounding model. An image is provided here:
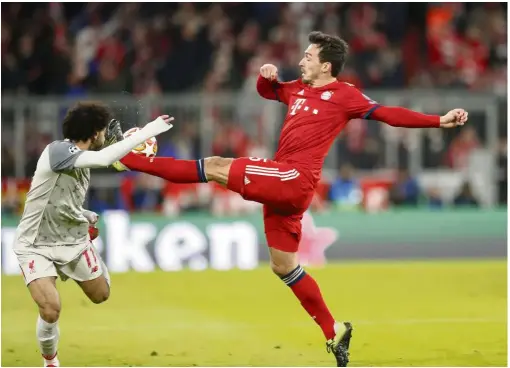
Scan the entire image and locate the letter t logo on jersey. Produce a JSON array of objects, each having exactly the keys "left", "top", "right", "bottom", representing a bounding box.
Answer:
[{"left": 290, "top": 98, "right": 306, "bottom": 115}]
